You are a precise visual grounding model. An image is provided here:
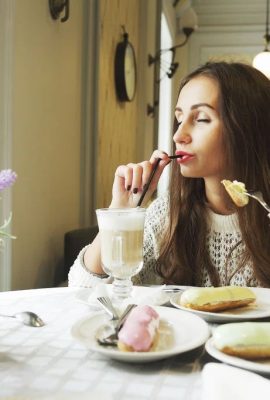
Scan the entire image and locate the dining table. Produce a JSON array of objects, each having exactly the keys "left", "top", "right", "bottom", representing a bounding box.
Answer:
[{"left": 0, "top": 285, "right": 269, "bottom": 400}]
